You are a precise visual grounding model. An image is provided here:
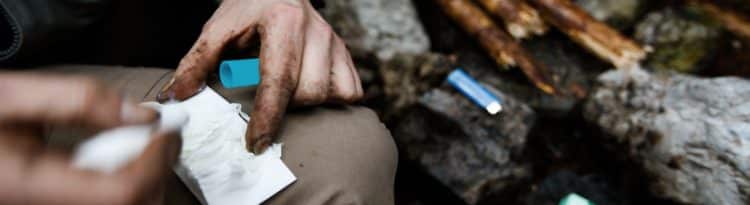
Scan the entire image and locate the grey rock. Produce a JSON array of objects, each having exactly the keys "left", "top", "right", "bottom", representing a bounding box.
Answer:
[
  {"left": 584, "top": 68, "right": 750, "bottom": 205},
  {"left": 320, "top": 0, "right": 430, "bottom": 61},
  {"left": 575, "top": 0, "right": 644, "bottom": 29},
  {"left": 394, "top": 85, "right": 536, "bottom": 204},
  {"left": 634, "top": 8, "right": 722, "bottom": 73}
]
